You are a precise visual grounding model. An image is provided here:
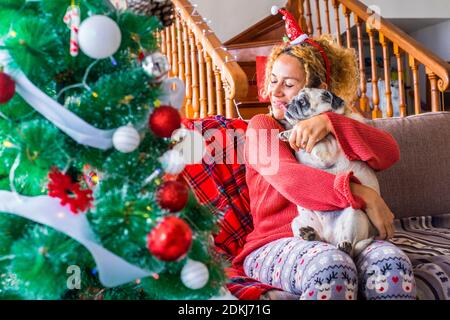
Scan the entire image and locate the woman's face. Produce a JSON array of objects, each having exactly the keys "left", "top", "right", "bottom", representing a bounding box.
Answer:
[{"left": 268, "top": 54, "right": 306, "bottom": 120}]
